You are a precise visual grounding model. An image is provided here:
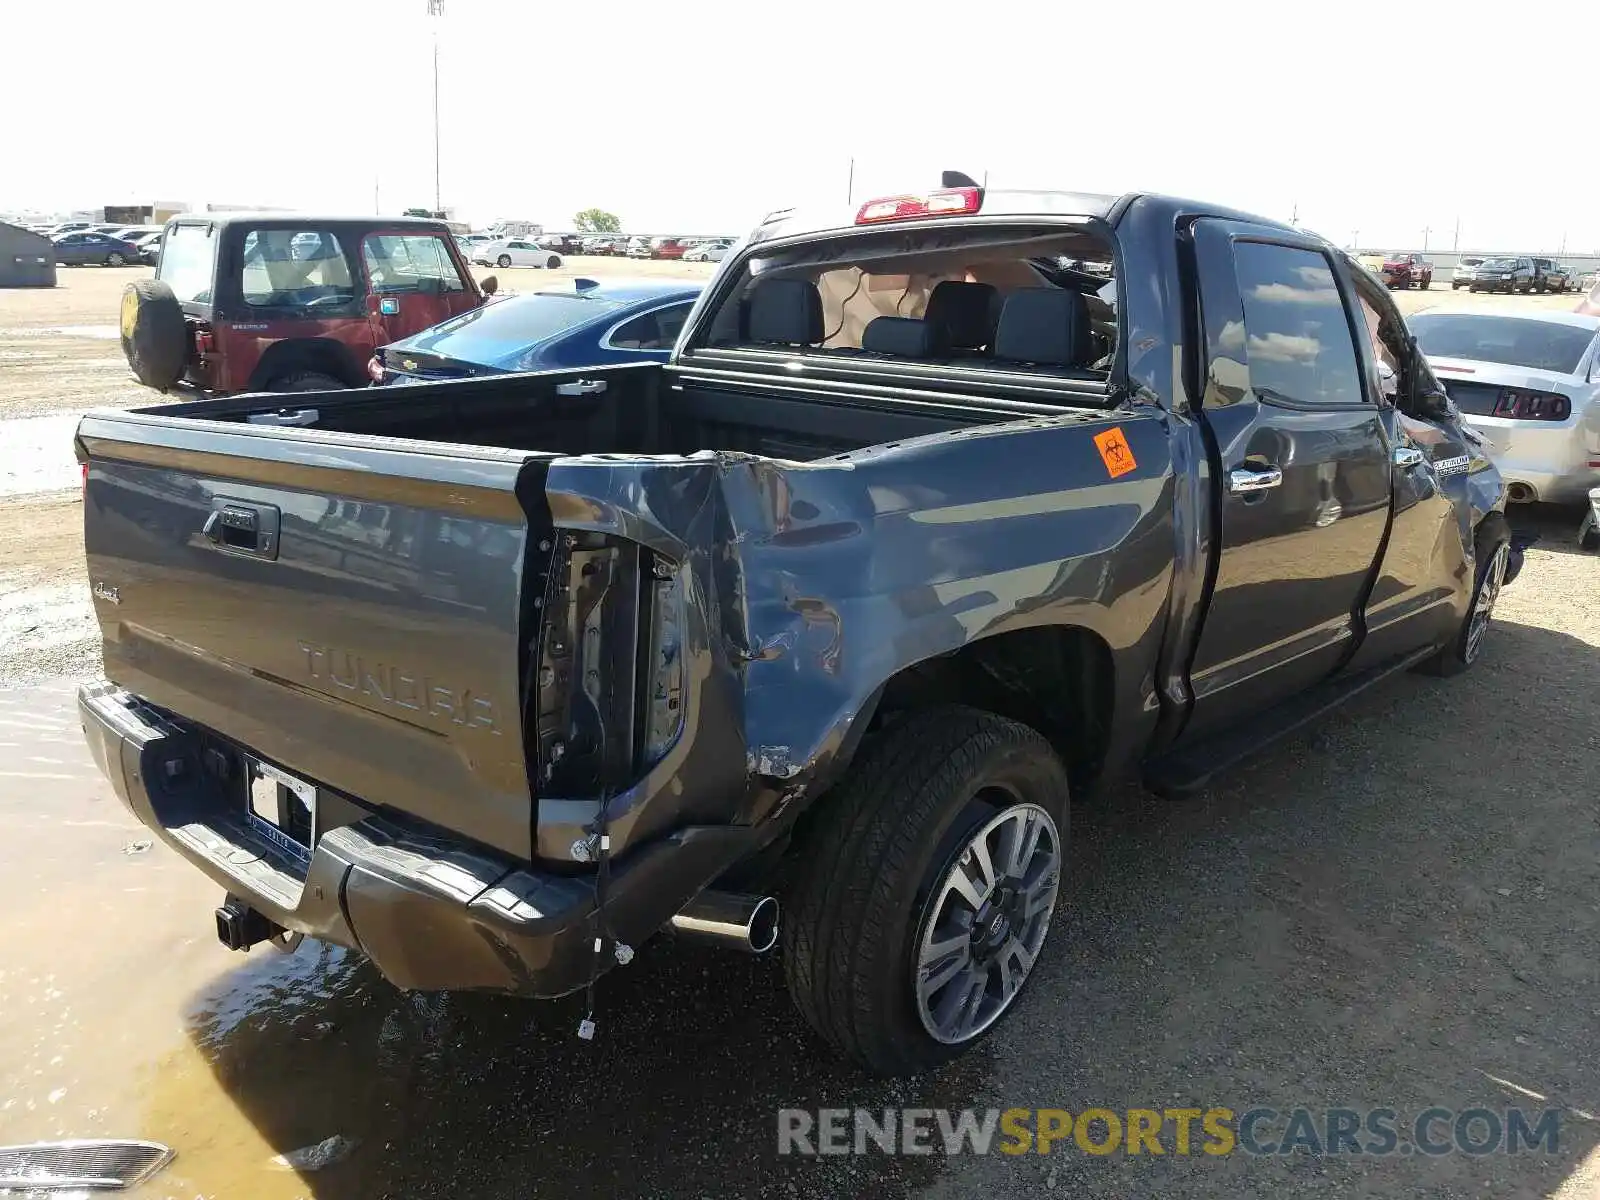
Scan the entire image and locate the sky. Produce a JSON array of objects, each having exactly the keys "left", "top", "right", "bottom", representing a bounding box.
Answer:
[{"left": 2, "top": 0, "right": 1592, "bottom": 253}]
